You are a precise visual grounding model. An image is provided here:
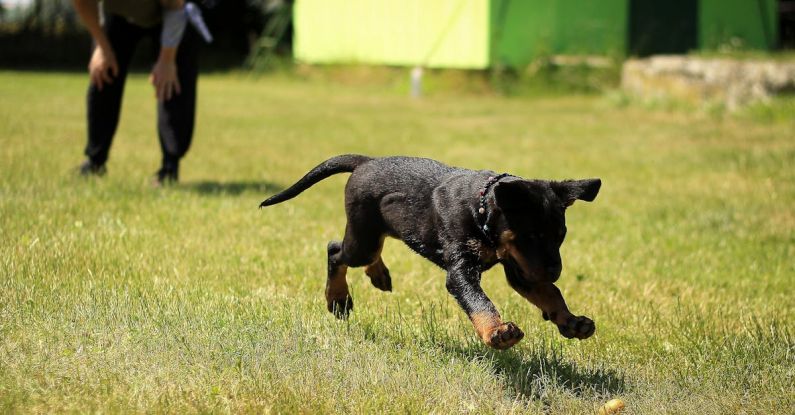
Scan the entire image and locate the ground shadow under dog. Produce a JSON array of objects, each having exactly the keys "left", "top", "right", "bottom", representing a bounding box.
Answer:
[
  {"left": 441, "top": 341, "right": 627, "bottom": 401},
  {"left": 180, "top": 180, "right": 283, "bottom": 197}
]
